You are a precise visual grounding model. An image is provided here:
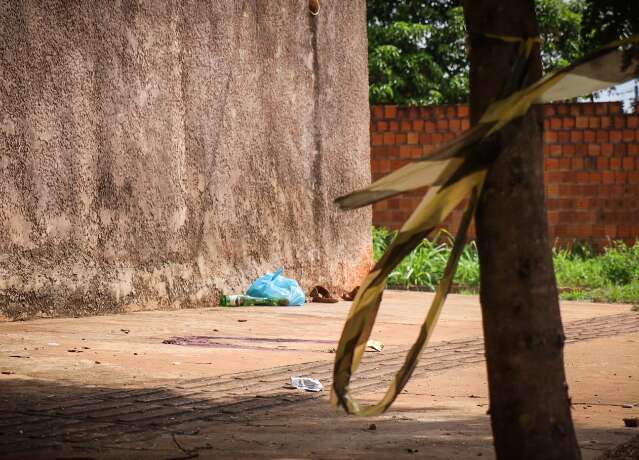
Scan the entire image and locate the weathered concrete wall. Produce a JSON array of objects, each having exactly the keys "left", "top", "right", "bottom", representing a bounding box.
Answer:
[{"left": 0, "top": 1, "right": 372, "bottom": 320}]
